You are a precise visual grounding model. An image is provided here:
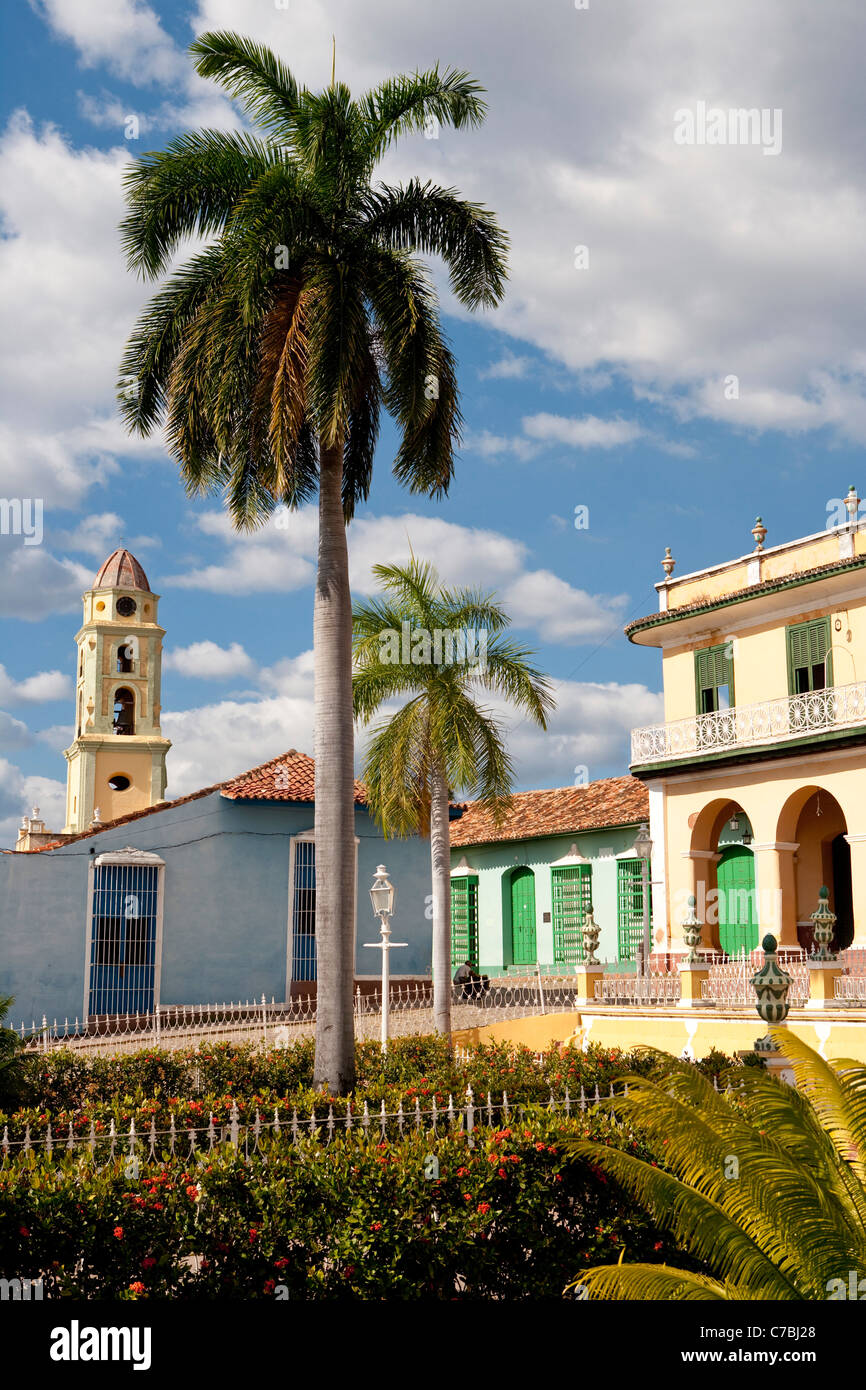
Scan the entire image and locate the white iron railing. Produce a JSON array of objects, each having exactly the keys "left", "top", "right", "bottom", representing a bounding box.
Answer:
[
  {"left": 630, "top": 679, "right": 866, "bottom": 765},
  {"left": 594, "top": 973, "right": 681, "bottom": 1005},
  {"left": 19, "top": 974, "right": 587, "bottom": 1055}
]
